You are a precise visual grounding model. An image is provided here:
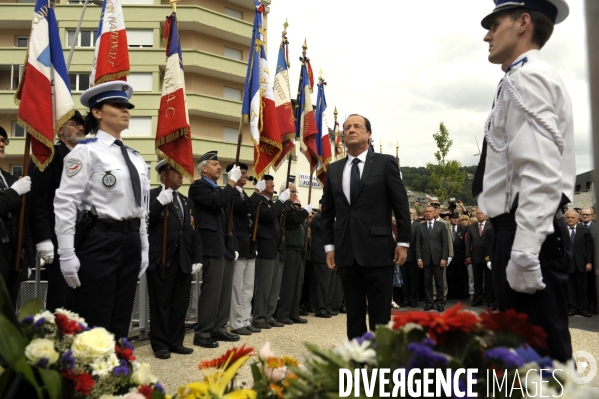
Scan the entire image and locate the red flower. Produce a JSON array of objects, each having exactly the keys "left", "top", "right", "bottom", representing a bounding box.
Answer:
[
  {"left": 392, "top": 303, "right": 481, "bottom": 345},
  {"left": 138, "top": 385, "right": 153, "bottom": 399},
  {"left": 199, "top": 344, "right": 255, "bottom": 369},
  {"left": 61, "top": 370, "right": 94, "bottom": 395},
  {"left": 480, "top": 308, "right": 547, "bottom": 349},
  {"left": 55, "top": 314, "right": 82, "bottom": 335},
  {"left": 115, "top": 344, "right": 136, "bottom": 361}
]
